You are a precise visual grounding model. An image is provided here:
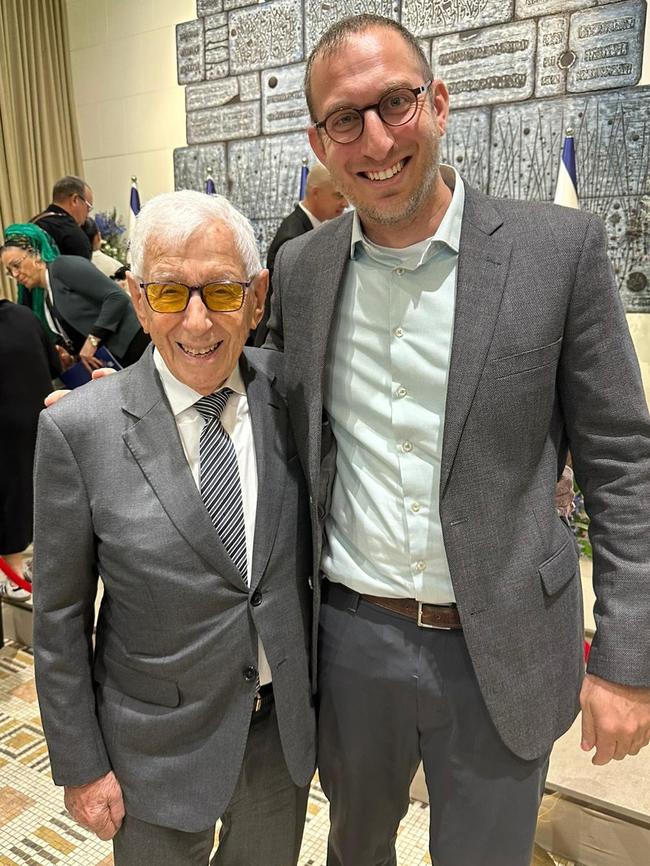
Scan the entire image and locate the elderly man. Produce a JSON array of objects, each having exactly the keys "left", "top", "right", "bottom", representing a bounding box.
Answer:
[
  {"left": 32, "top": 190, "right": 315, "bottom": 866},
  {"left": 31, "top": 175, "right": 94, "bottom": 259},
  {"left": 266, "top": 13, "right": 650, "bottom": 866}
]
